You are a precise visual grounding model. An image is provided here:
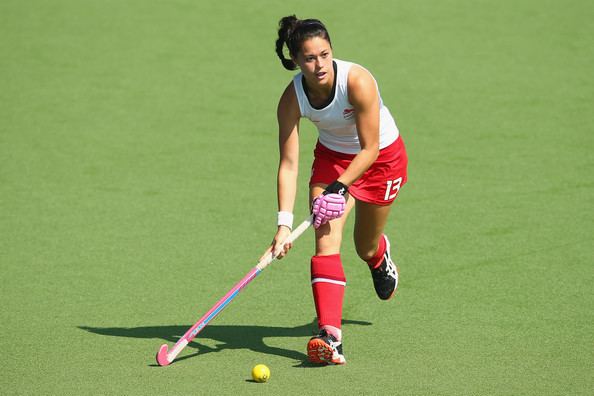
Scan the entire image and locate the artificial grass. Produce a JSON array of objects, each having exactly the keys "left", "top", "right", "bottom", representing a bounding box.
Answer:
[{"left": 1, "top": 0, "right": 592, "bottom": 394}]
